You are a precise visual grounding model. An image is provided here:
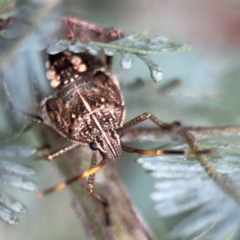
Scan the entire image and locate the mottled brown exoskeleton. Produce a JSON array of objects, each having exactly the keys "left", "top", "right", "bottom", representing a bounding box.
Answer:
[
  {"left": 42, "top": 51, "right": 124, "bottom": 160},
  {"left": 3, "top": 49, "right": 214, "bottom": 225}
]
